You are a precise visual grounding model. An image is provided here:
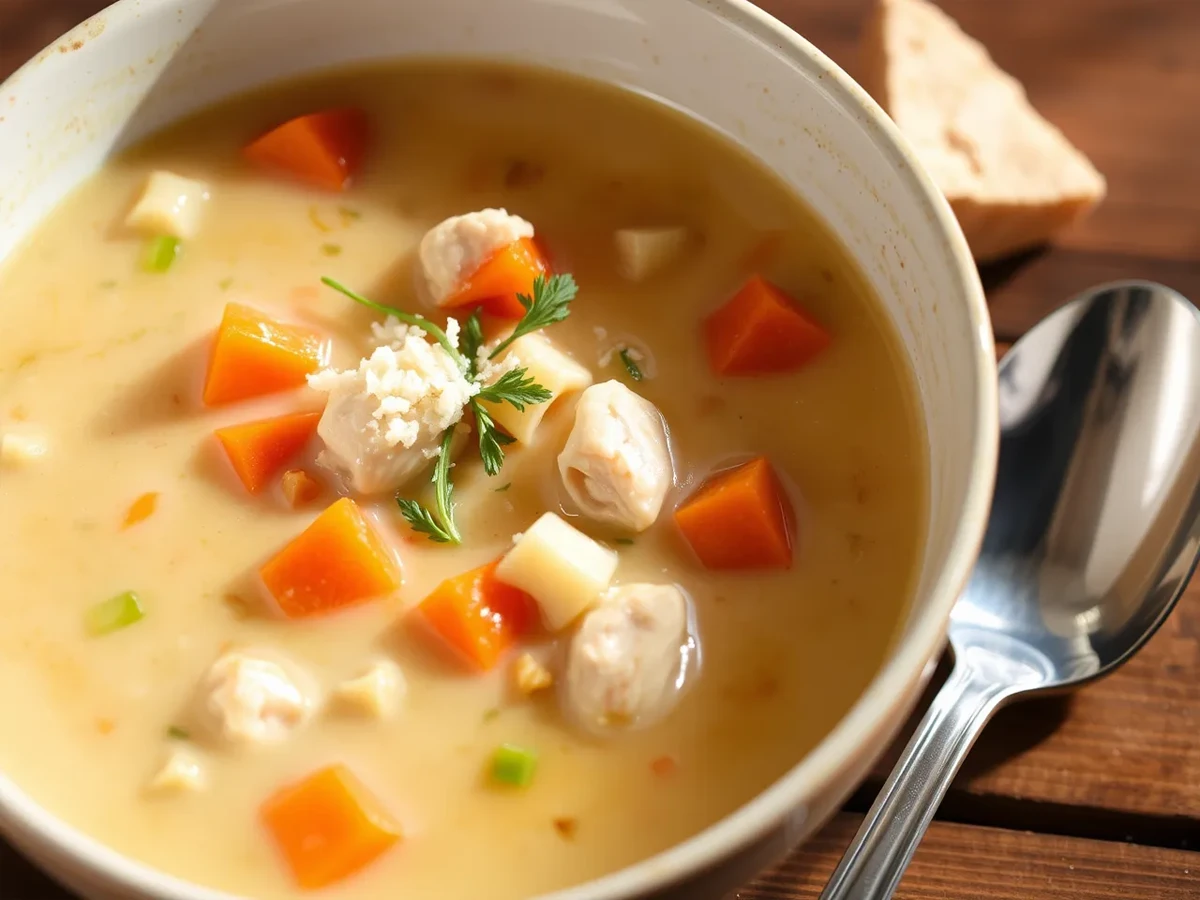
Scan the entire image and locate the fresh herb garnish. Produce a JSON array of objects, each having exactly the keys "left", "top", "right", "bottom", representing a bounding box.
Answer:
[
  {"left": 397, "top": 428, "right": 461, "bottom": 544},
  {"left": 493, "top": 482, "right": 512, "bottom": 493},
  {"left": 471, "top": 400, "right": 516, "bottom": 477},
  {"left": 613, "top": 537, "right": 635, "bottom": 546},
  {"left": 218, "top": 277, "right": 234, "bottom": 291},
  {"left": 489, "top": 274, "right": 578, "bottom": 359},
  {"left": 476, "top": 367, "right": 553, "bottom": 411},
  {"left": 338, "top": 206, "right": 362, "bottom": 222},
  {"left": 320, "top": 243, "right": 342, "bottom": 257},
  {"left": 321, "top": 271, "right": 578, "bottom": 544},
  {"left": 166, "top": 725, "right": 190, "bottom": 740},
  {"left": 618, "top": 347, "right": 644, "bottom": 381},
  {"left": 461, "top": 309, "right": 485, "bottom": 376}
]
